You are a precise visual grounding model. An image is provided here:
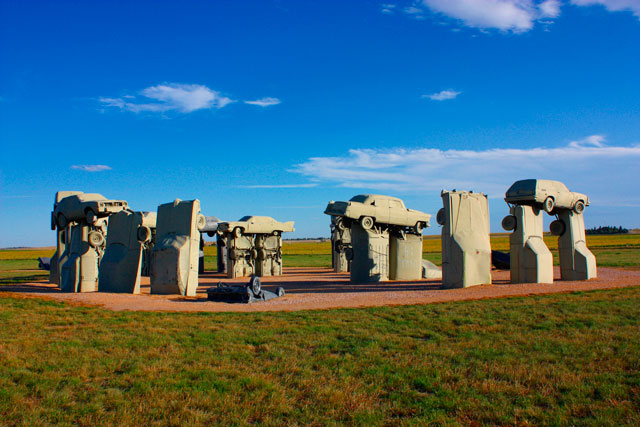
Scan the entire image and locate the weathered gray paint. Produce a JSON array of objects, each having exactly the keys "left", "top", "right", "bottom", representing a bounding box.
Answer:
[
  {"left": 99, "top": 211, "right": 157, "bottom": 294},
  {"left": 440, "top": 190, "right": 492, "bottom": 288},
  {"left": 389, "top": 231, "right": 422, "bottom": 280},
  {"left": 506, "top": 205, "right": 553, "bottom": 284},
  {"left": 60, "top": 219, "right": 107, "bottom": 292},
  {"left": 350, "top": 222, "right": 389, "bottom": 283},
  {"left": 330, "top": 216, "right": 351, "bottom": 273},
  {"left": 556, "top": 209, "right": 597, "bottom": 280},
  {"left": 150, "top": 199, "right": 204, "bottom": 296}
]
